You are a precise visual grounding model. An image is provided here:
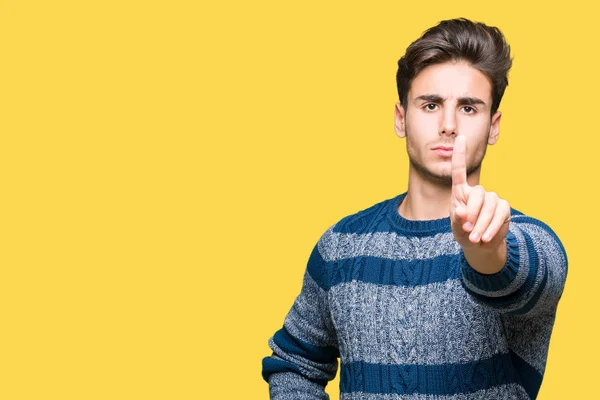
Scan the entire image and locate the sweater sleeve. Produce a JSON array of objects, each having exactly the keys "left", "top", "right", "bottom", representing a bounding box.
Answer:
[
  {"left": 458, "top": 214, "right": 568, "bottom": 317},
  {"left": 261, "top": 225, "right": 340, "bottom": 400}
]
